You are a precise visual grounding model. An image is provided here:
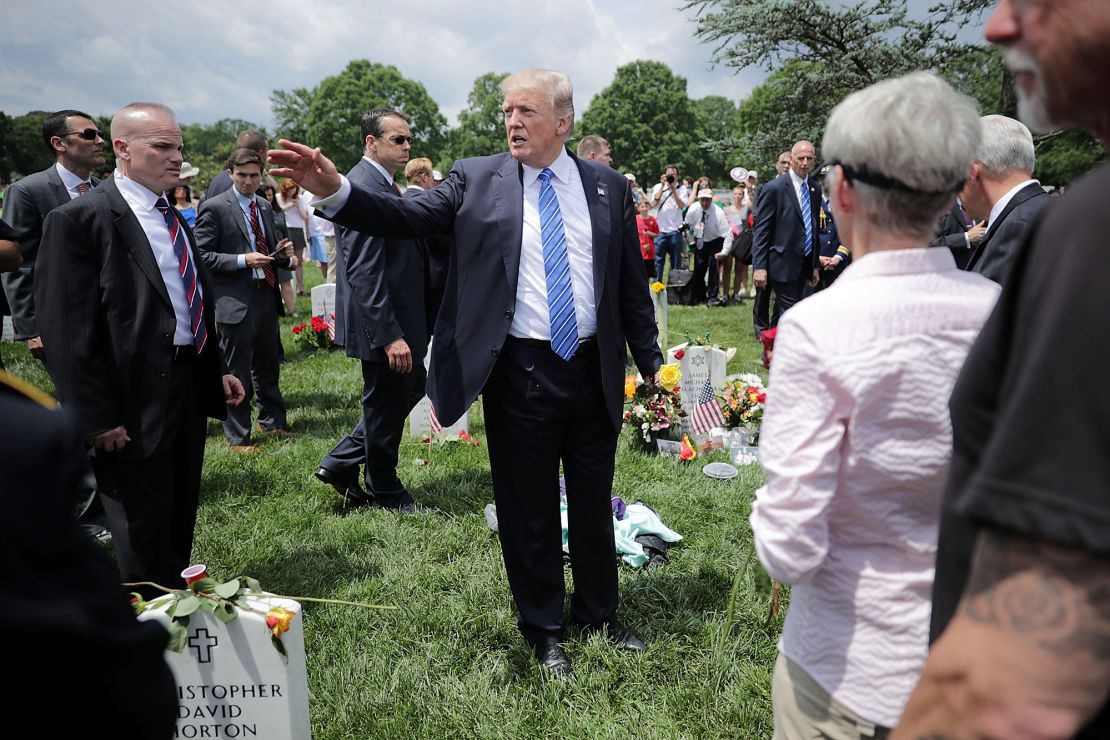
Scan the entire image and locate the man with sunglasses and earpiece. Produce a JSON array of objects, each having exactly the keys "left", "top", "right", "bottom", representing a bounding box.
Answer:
[
  {"left": 315, "top": 108, "right": 429, "bottom": 512},
  {"left": 2, "top": 110, "right": 106, "bottom": 365}
]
